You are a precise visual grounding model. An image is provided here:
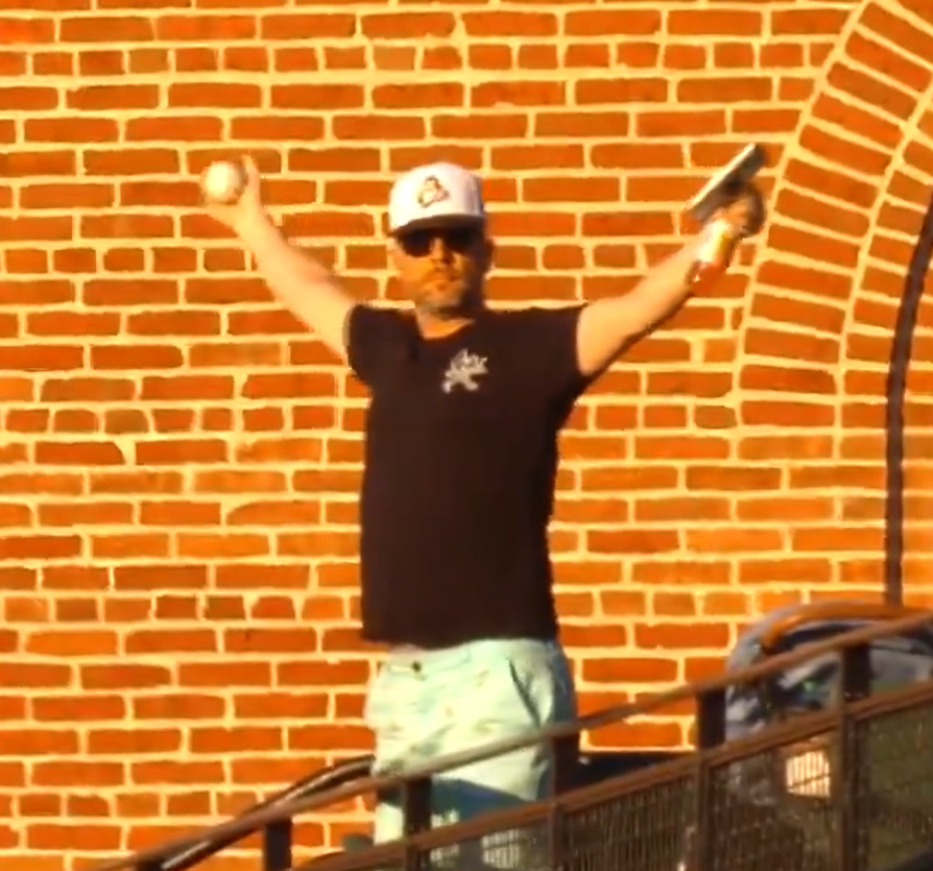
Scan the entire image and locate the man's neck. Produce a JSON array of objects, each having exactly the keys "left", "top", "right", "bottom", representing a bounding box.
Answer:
[{"left": 415, "top": 305, "right": 484, "bottom": 339}]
